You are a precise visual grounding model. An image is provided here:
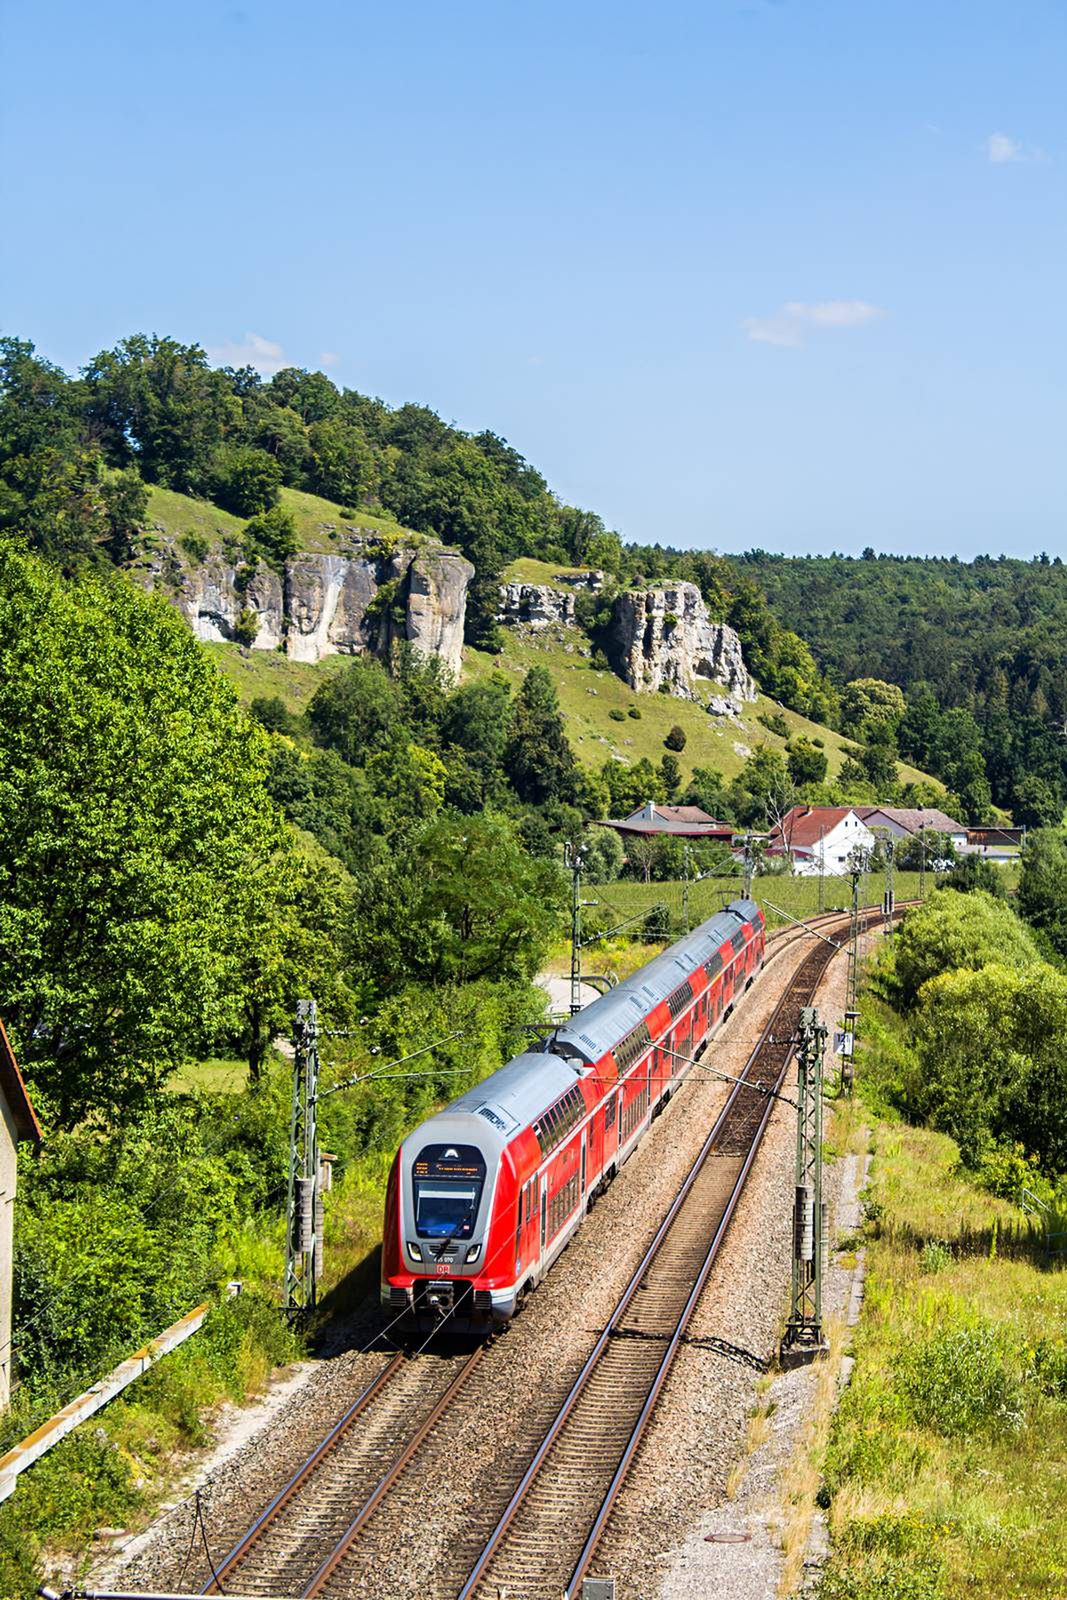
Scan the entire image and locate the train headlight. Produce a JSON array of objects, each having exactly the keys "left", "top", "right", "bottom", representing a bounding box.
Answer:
[
  {"left": 465, "top": 1243, "right": 481, "bottom": 1263},
  {"left": 408, "top": 1241, "right": 423, "bottom": 1261}
]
